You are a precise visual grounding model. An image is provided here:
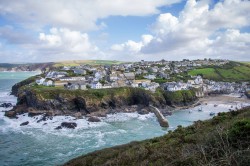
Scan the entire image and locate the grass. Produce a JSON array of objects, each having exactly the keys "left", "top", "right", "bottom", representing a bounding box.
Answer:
[
  {"left": 234, "top": 65, "right": 250, "bottom": 76},
  {"left": 216, "top": 68, "right": 247, "bottom": 81},
  {"left": 188, "top": 62, "right": 250, "bottom": 82},
  {"left": 64, "top": 107, "right": 250, "bottom": 166},
  {"left": 188, "top": 68, "right": 221, "bottom": 80}
]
